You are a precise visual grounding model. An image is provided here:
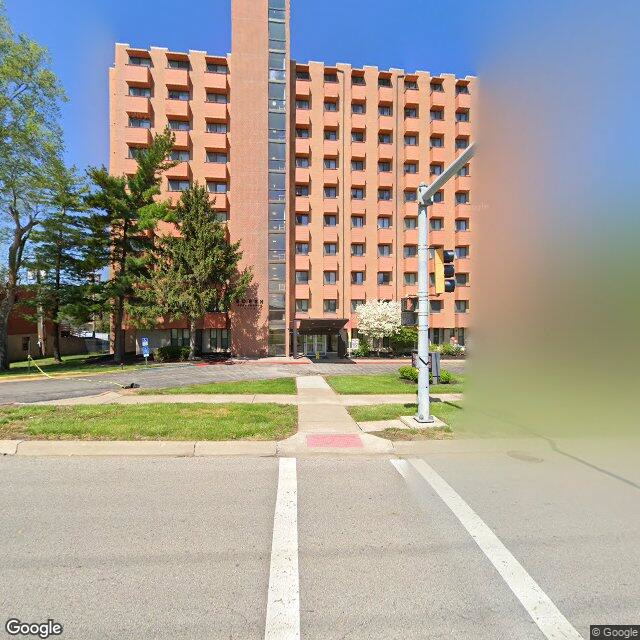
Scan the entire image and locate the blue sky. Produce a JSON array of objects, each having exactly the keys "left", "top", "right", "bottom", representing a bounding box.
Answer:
[{"left": 5, "top": 0, "right": 502, "bottom": 171}]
